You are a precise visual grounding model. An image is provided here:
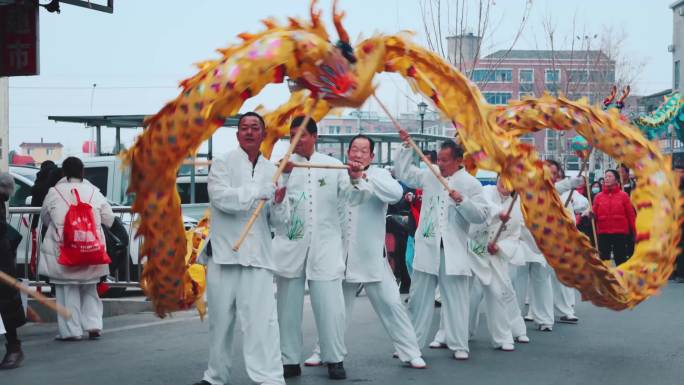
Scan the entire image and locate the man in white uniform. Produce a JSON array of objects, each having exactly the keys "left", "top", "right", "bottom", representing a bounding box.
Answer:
[
  {"left": 274, "top": 117, "right": 363, "bottom": 380},
  {"left": 467, "top": 177, "right": 529, "bottom": 351},
  {"left": 545, "top": 160, "right": 584, "bottom": 324},
  {"left": 394, "top": 130, "right": 489, "bottom": 361},
  {"left": 193, "top": 112, "right": 285, "bottom": 385},
  {"left": 303, "top": 135, "right": 426, "bottom": 369}
]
